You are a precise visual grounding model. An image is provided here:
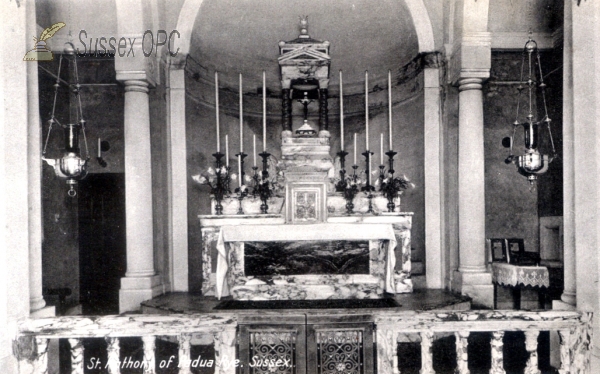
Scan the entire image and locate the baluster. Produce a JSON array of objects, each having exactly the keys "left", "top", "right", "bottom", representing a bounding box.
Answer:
[
  {"left": 489, "top": 331, "right": 506, "bottom": 374},
  {"left": 178, "top": 333, "right": 192, "bottom": 374},
  {"left": 106, "top": 337, "right": 121, "bottom": 374},
  {"left": 68, "top": 338, "right": 84, "bottom": 374},
  {"left": 393, "top": 331, "right": 399, "bottom": 374},
  {"left": 455, "top": 331, "right": 470, "bottom": 374},
  {"left": 557, "top": 329, "right": 571, "bottom": 374},
  {"left": 420, "top": 331, "right": 434, "bottom": 374},
  {"left": 34, "top": 337, "right": 49, "bottom": 374},
  {"left": 376, "top": 328, "right": 400, "bottom": 374},
  {"left": 524, "top": 330, "right": 541, "bottom": 374},
  {"left": 214, "top": 329, "right": 237, "bottom": 374},
  {"left": 142, "top": 335, "right": 156, "bottom": 374}
]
